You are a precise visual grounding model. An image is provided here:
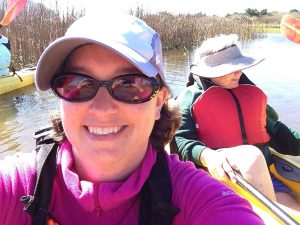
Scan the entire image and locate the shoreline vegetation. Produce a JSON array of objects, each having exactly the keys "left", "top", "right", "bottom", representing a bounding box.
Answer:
[{"left": 0, "top": 1, "right": 299, "bottom": 70}]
